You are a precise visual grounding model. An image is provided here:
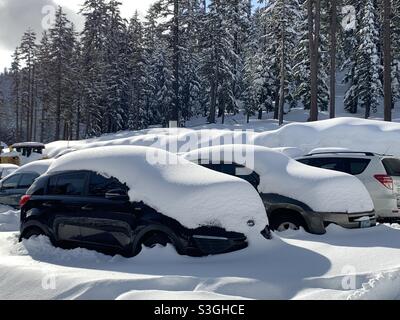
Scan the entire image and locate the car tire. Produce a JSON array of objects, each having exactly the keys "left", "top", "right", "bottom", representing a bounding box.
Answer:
[
  {"left": 22, "top": 227, "right": 45, "bottom": 240},
  {"left": 270, "top": 212, "right": 306, "bottom": 232}
]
